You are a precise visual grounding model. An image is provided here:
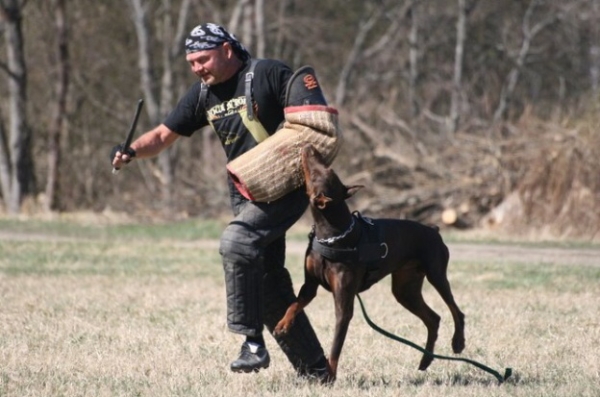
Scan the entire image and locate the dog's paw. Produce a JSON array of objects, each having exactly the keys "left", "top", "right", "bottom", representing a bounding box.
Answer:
[
  {"left": 418, "top": 354, "right": 434, "bottom": 371},
  {"left": 452, "top": 335, "right": 465, "bottom": 354},
  {"left": 273, "top": 321, "right": 290, "bottom": 336}
]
